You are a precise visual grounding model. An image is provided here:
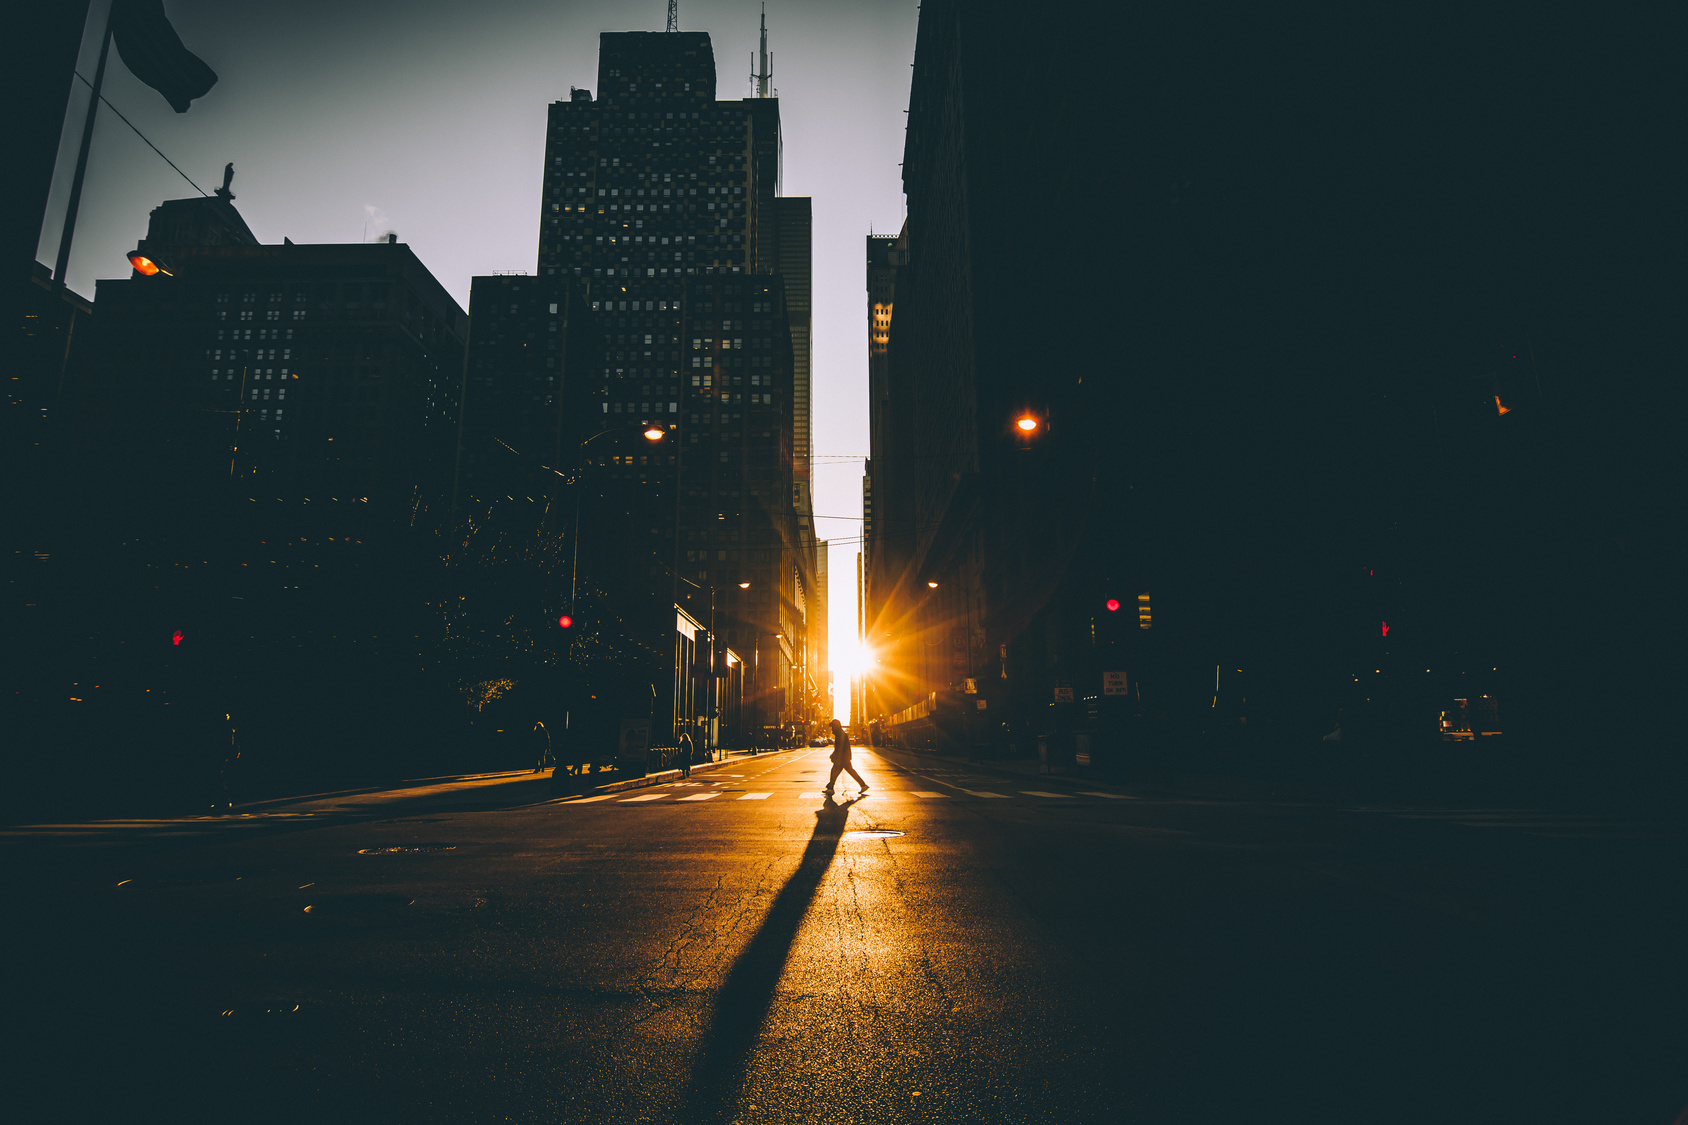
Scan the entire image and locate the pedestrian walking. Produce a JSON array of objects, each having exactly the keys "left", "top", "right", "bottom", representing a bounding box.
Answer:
[
  {"left": 533, "top": 720, "right": 554, "bottom": 773},
  {"left": 823, "top": 718, "right": 868, "bottom": 795},
  {"left": 677, "top": 725, "right": 695, "bottom": 779}
]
